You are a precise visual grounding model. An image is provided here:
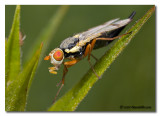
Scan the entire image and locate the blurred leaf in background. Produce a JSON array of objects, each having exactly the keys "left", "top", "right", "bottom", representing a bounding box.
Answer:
[{"left": 5, "top": 5, "right": 155, "bottom": 111}]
